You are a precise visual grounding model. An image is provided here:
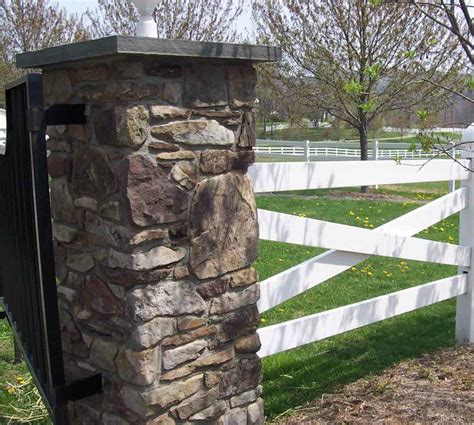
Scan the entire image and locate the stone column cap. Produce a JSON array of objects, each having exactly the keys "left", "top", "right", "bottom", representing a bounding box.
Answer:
[{"left": 16, "top": 35, "right": 281, "bottom": 69}]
